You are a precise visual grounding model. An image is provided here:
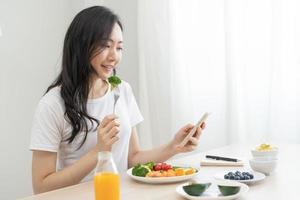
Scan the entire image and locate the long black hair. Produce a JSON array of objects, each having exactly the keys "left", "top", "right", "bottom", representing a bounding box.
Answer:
[{"left": 46, "top": 6, "right": 123, "bottom": 149}]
